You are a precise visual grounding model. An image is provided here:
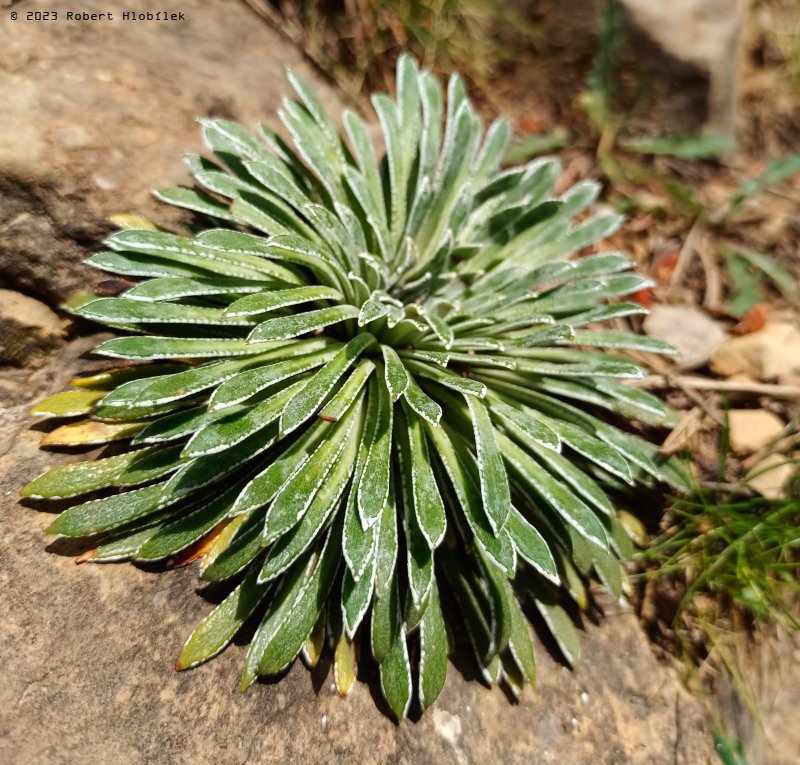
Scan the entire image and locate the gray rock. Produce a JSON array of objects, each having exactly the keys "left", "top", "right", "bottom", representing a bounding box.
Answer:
[{"left": 621, "top": 0, "right": 745, "bottom": 137}]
